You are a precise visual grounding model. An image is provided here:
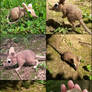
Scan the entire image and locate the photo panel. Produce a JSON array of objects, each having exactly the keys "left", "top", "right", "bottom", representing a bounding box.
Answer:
[
  {"left": 46, "top": 34, "right": 91, "bottom": 80},
  {"left": 0, "top": 0, "right": 92, "bottom": 92},
  {"left": 0, "top": 0, "right": 46, "bottom": 34},
  {"left": 46, "top": 0, "right": 92, "bottom": 34},
  {"left": 0, "top": 34, "right": 46, "bottom": 80},
  {"left": 46, "top": 80, "right": 92, "bottom": 92},
  {"left": 0, "top": 80, "right": 46, "bottom": 92}
]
